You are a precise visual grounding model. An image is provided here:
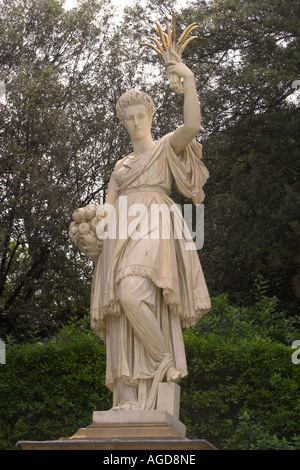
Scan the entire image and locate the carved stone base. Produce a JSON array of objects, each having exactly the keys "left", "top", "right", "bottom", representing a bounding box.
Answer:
[
  {"left": 66, "top": 383, "right": 185, "bottom": 441},
  {"left": 68, "top": 409, "right": 186, "bottom": 441}
]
